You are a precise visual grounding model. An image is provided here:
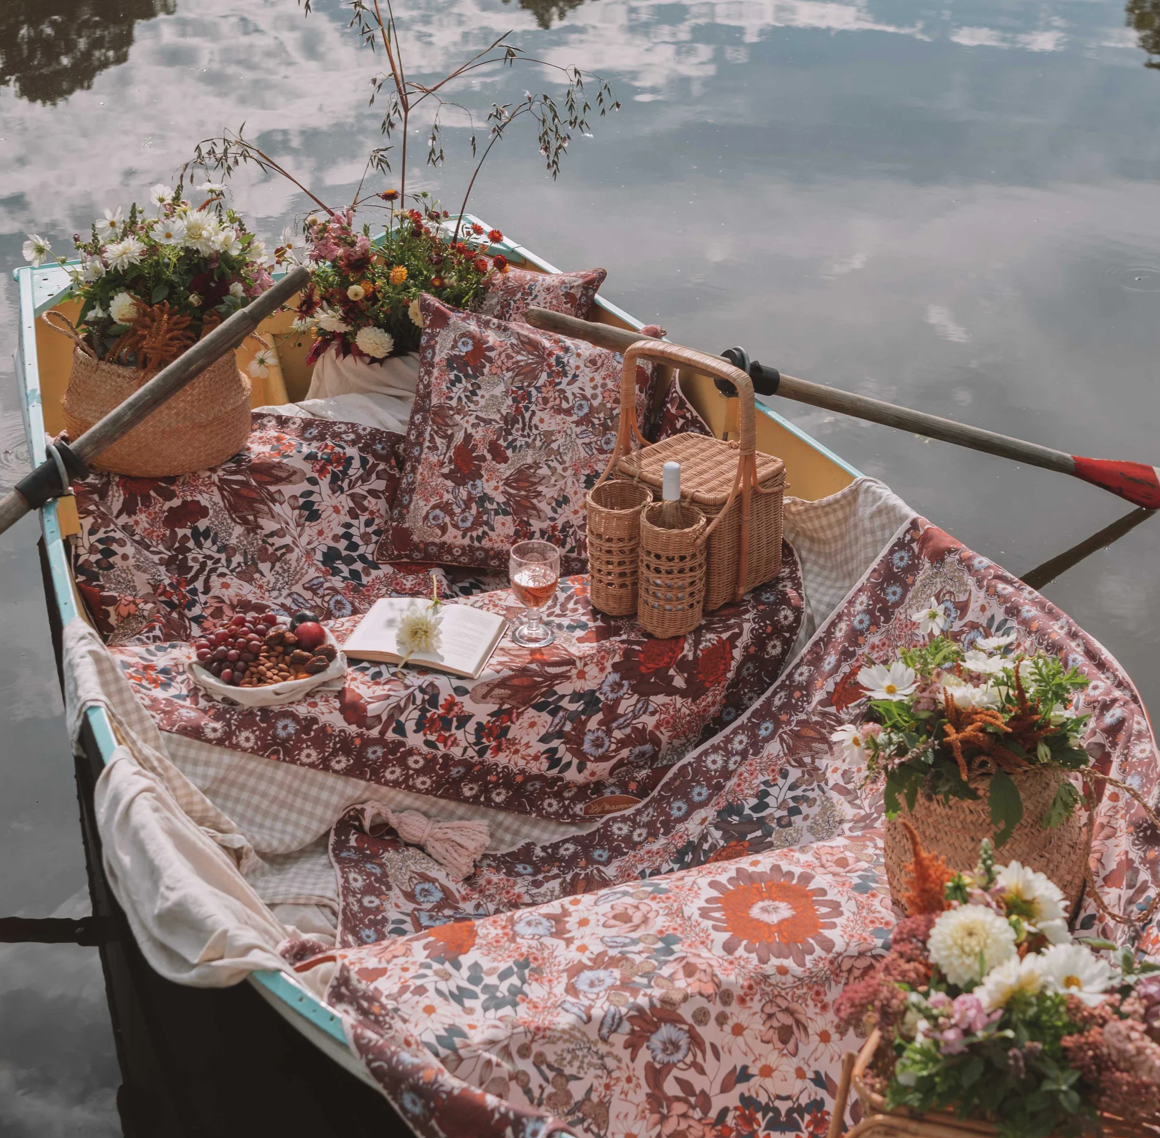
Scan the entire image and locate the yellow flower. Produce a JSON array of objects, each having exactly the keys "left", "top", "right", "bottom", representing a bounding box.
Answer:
[{"left": 389, "top": 265, "right": 408, "bottom": 286}]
